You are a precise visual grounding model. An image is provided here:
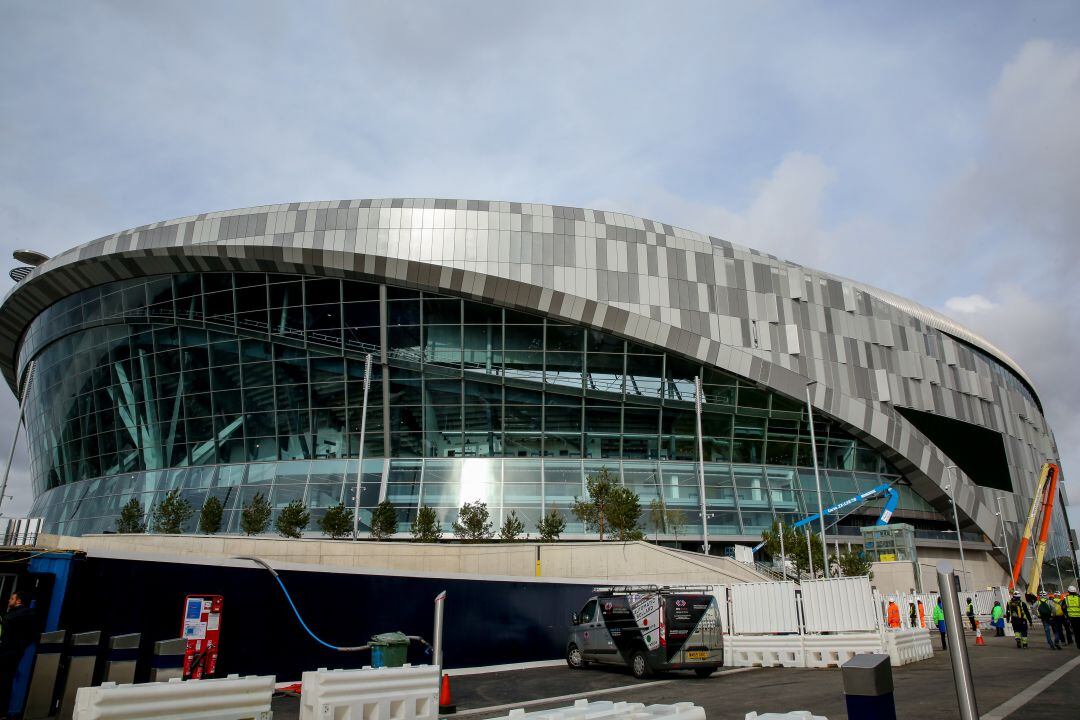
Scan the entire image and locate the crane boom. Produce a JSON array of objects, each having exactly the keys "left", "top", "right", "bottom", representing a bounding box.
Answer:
[{"left": 753, "top": 483, "right": 899, "bottom": 552}]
